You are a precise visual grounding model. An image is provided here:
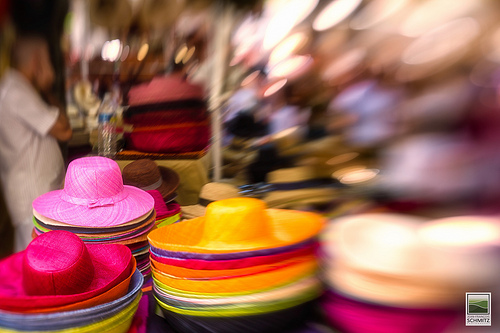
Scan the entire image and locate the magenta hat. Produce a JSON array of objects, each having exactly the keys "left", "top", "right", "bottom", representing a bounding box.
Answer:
[
  {"left": 146, "top": 190, "right": 180, "bottom": 219},
  {"left": 322, "top": 291, "right": 459, "bottom": 333},
  {"left": 0, "top": 230, "right": 134, "bottom": 312},
  {"left": 33, "top": 156, "right": 154, "bottom": 227}
]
